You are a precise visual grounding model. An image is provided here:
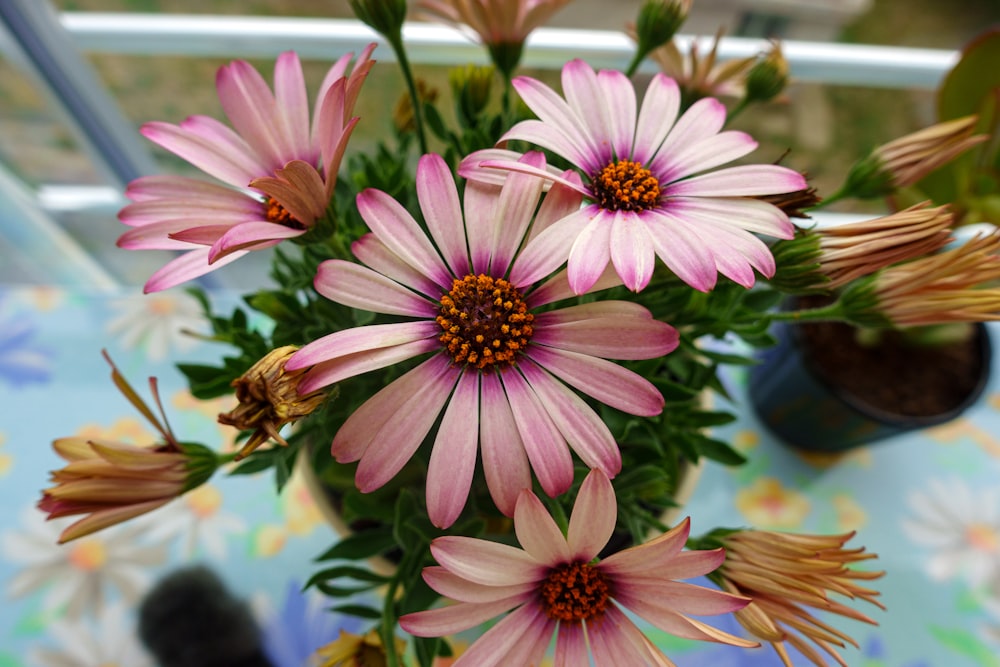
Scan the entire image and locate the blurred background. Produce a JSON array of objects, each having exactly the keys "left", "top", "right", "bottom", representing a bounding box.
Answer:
[{"left": 1, "top": 0, "right": 998, "bottom": 287}]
